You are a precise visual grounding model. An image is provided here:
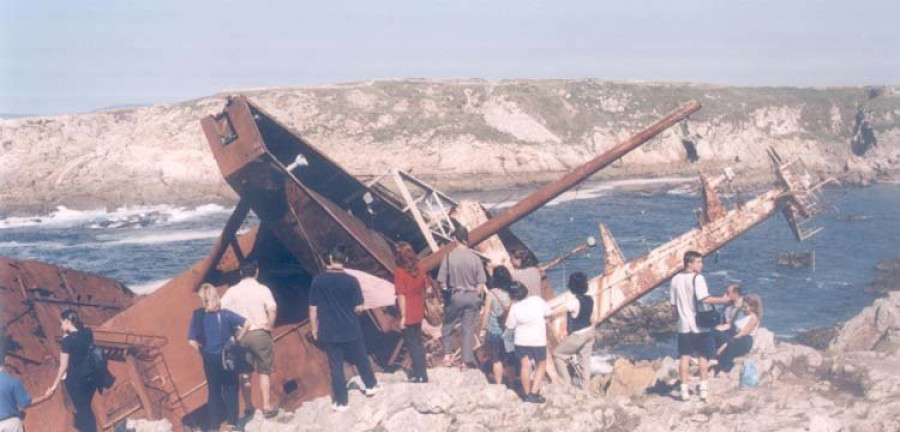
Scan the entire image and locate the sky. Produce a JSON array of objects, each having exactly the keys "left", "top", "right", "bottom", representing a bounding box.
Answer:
[{"left": 1, "top": 0, "right": 898, "bottom": 115}]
